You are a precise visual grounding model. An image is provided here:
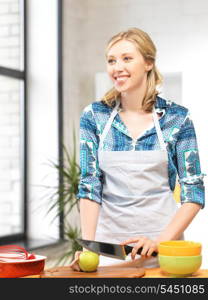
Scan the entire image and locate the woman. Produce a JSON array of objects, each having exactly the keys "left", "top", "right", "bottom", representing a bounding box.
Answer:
[{"left": 72, "top": 27, "right": 205, "bottom": 269}]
